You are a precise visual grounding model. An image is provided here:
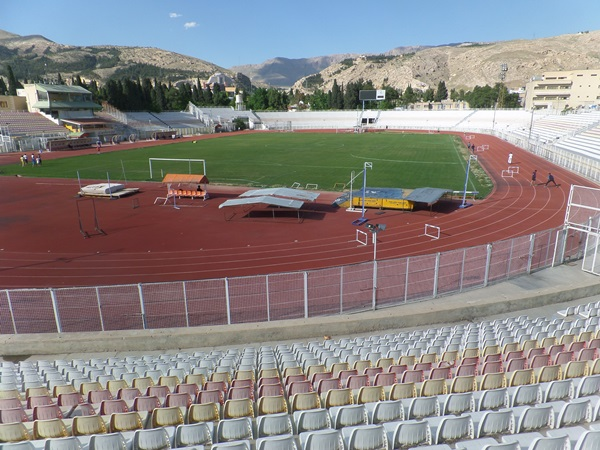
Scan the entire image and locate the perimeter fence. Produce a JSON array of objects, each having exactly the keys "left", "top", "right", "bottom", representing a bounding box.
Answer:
[{"left": 0, "top": 225, "right": 585, "bottom": 335}]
